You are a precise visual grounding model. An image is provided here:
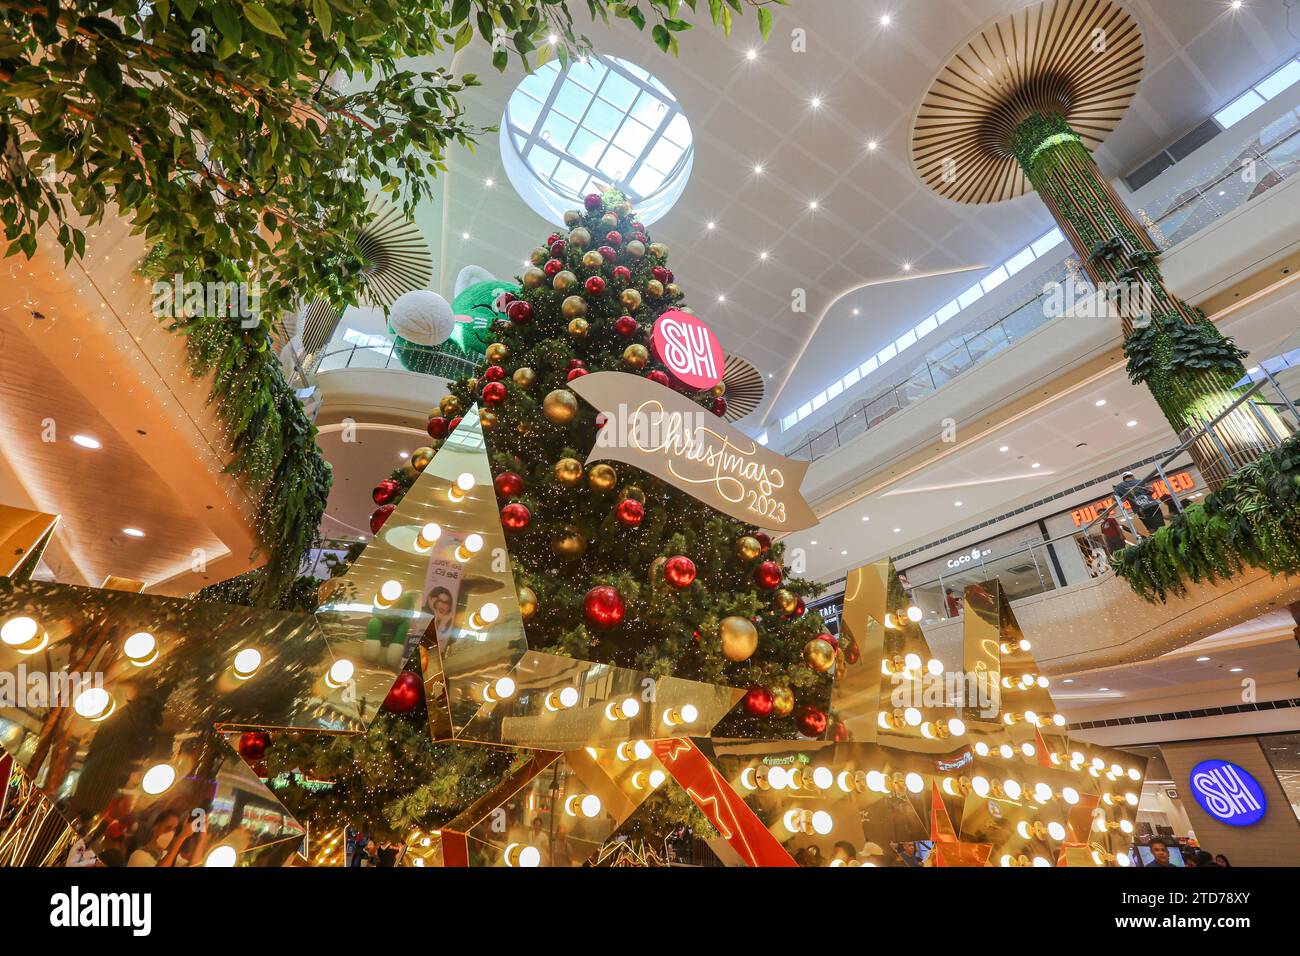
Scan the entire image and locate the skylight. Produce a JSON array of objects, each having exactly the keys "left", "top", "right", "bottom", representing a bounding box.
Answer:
[
  {"left": 1213, "top": 56, "right": 1300, "bottom": 129},
  {"left": 501, "top": 56, "right": 693, "bottom": 225}
]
